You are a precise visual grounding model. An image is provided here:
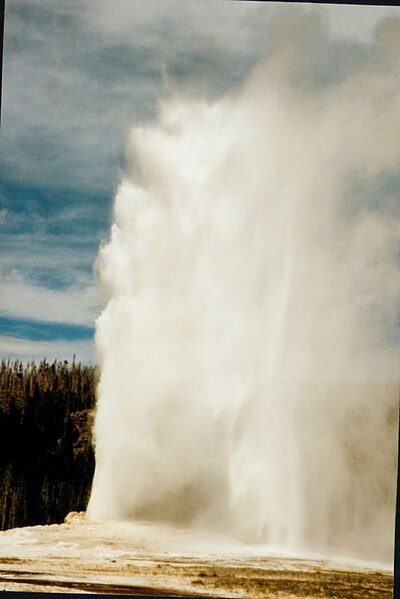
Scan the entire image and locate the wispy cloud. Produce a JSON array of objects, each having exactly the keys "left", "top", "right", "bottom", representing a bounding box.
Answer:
[
  {"left": 0, "top": 275, "right": 102, "bottom": 326},
  {"left": 0, "top": 315, "right": 94, "bottom": 342},
  {"left": 0, "top": 182, "right": 109, "bottom": 325},
  {"left": 3, "top": 1, "right": 397, "bottom": 195},
  {"left": 0, "top": 335, "right": 94, "bottom": 364}
]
